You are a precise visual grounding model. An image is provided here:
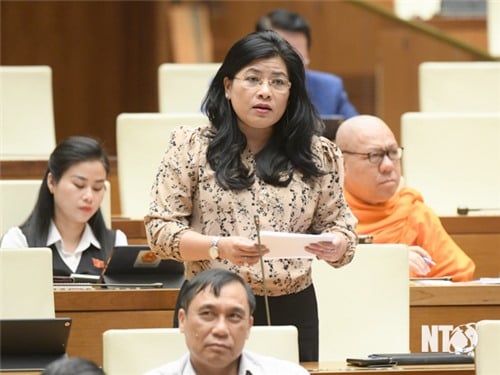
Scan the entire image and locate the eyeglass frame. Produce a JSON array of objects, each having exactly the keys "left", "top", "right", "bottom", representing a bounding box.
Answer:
[
  {"left": 341, "top": 147, "right": 404, "bottom": 164},
  {"left": 233, "top": 75, "right": 292, "bottom": 92}
]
